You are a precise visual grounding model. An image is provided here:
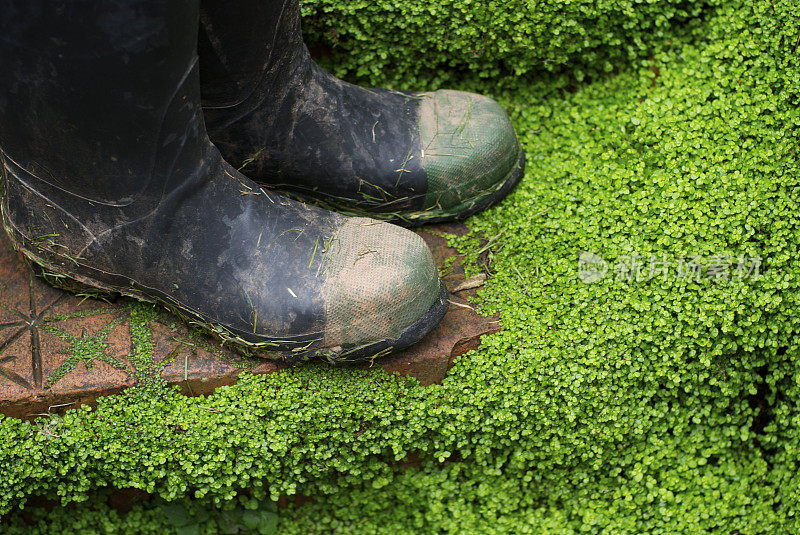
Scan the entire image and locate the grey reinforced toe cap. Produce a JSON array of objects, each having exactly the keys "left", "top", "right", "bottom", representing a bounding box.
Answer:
[{"left": 322, "top": 217, "right": 441, "bottom": 348}]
